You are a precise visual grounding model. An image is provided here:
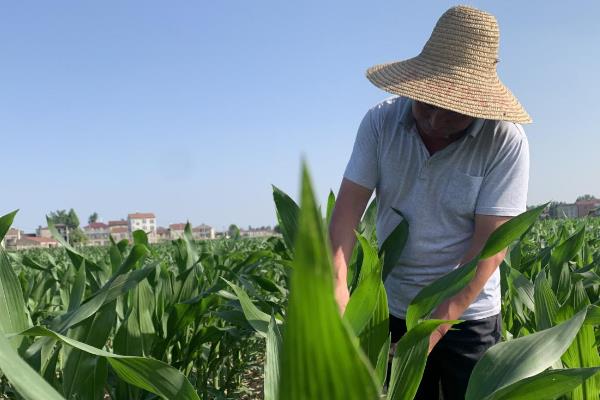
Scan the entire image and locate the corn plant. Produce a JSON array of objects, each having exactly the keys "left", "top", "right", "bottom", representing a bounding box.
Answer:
[{"left": 228, "top": 164, "right": 600, "bottom": 400}]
